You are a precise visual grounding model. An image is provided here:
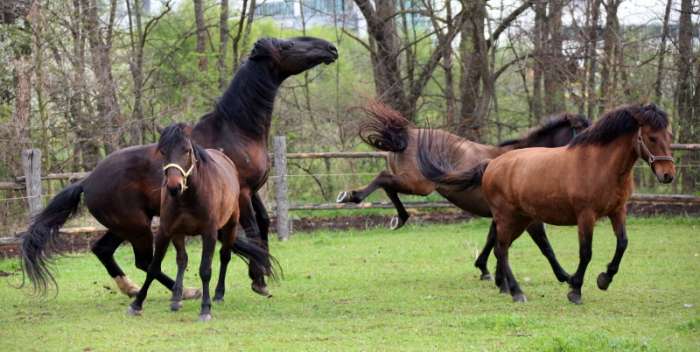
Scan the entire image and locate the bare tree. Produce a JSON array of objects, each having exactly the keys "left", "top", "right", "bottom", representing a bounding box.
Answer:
[
  {"left": 218, "top": 0, "right": 229, "bottom": 89},
  {"left": 193, "top": 0, "right": 208, "bottom": 71}
]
